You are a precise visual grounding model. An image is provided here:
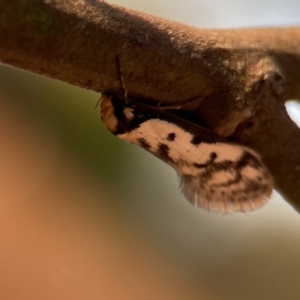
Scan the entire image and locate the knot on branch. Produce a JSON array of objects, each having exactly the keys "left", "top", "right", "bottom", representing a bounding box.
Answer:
[{"left": 215, "top": 58, "right": 285, "bottom": 138}]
